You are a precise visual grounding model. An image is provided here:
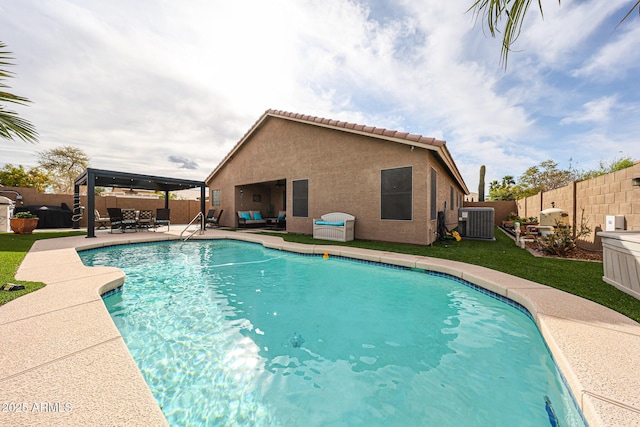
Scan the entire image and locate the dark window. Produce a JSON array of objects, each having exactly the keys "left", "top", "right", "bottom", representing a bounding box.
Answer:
[
  {"left": 292, "top": 179, "right": 308, "bottom": 217},
  {"left": 211, "top": 189, "right": 220, "bottom": 206},
  {"left": 450, "top": 186, "right": 454, "bottom": 210},
  {"left": 430, "top": 168, "right": 437, "bottom": 220},
  {"left": 381, "top": 166, "right": 412, "bottom": 220}
]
